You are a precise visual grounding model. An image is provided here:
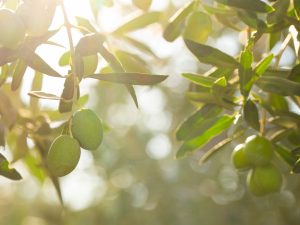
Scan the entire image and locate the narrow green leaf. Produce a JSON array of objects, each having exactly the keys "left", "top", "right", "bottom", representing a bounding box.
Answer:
[
  {"left": 268, "top": 93, "right": 289, "bottom": 112},
  {"left": 86, "top": 72, "right": 167, "bottom": 85},
  {"left": 75, "top": 16, "right": 97, "bottom": 33},
  {"left": 0, "top": 48, "right": 18, "bottom": 66},
  {"left": 0, "top": 154, "right": 22, "bottom": 180},
  {"left": 28, "top": 91, "right": 63, "bottom": 100},
  {"left": 182, "top": 73, "right": 217, "bottom": 87},
  {"left": 176, "top": 104, "right": 222, "bottom": 141},
  {"left": 20, "top": 49, "right": 62, "bottom": 77},
  {"left": 115, "top": 50, "right": 149, "bottom": 73},
  {"left": 97, "top": 45, "right": 138, "bottom": 107},
  {"left": 254, "top": 54, "right": 274, "bottom": 77},
  {"left": 203, "top": 3, "right": 235, "bottom": 15},
  {"left": 264, "top": 68, "right": 290, "bottom": 78},
  {"left": 215, "top": 0, "right": 274, "bottom": 13},
  {"left": 121, "top": 36, "right": 156, "bottom": 57},
  {"left": 0, "top": 64, "right": 8, "bottom": 87},
  {"left": 237, "top": 11, "right": 266, "bottom": 29},
  {"left": 244, "top": 100, "right": 260, "bottom": 131},
  {"left": 256, "top": 76, "right": 300, "bottom": 96},
  {"left": 289, "top": 64, "right": 300, "bottom": 83},
  {"left": 0, "top": 123, "right": 5, "bottom": 148},
  {"left": 198, "top": 136, "right": 233, "bottom": 165},
  {"left": 113, "top": 12, "right": 161, "bottom": 34},
  {"left": 294, "top": 0, "right": 300, "bottom": 18},
  {"left": 163, "top": 1, "right": 197, "bottom": 42},
  {"left": 274, "top": 144, "right": 296, "bottom": 167},
  {"left": 239, "top": 49, "right": 253, "bottom": 96},
  {"left": 292, "top": 159, "right": 300, "bottom": 173},
  {"left": 176, "top": 115, "right": 234, "bottom": 159},
  {"left": 30, "top": 72, "right": 43, "bottom": 113},
  {"left": 11, "top": 60, "right": 27, "bottom": 91},
  {"left": 59, "top": 51, "right": 71, "bottom": 67},
  {"left": 186, "top": 92, "right": 217, "bottom": 104},
  {"left": 184, "top": 39, "right": 239, "bottom": 68}
]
